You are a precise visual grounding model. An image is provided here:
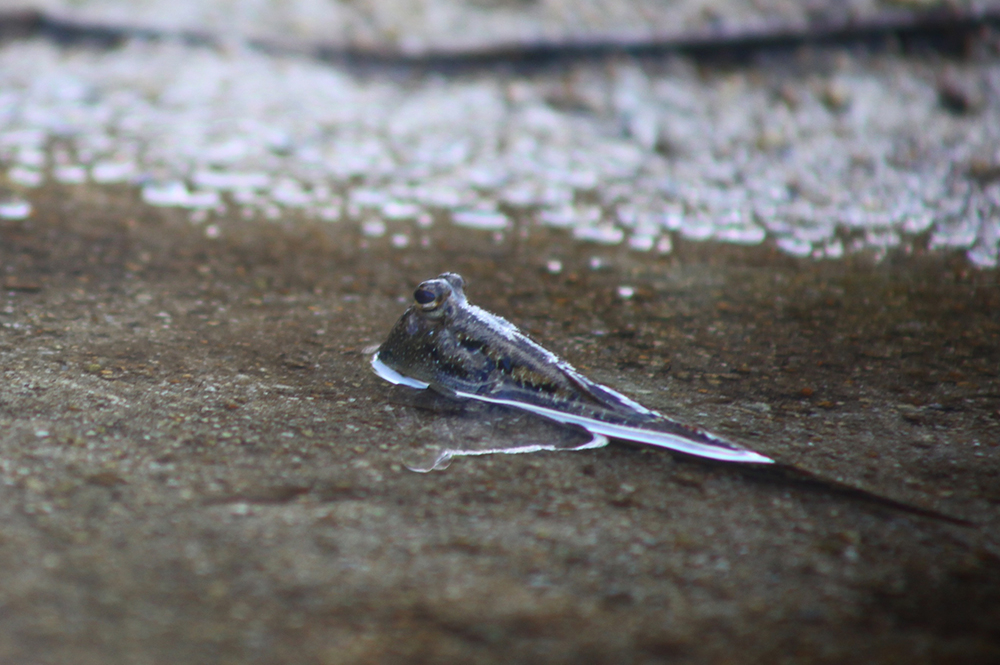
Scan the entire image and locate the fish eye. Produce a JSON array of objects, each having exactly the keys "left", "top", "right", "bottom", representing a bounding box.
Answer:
[
  {"left": 413, "top": 280, "right": 452, "bottom": 313},
  {"left": 414, "top": 288, "right": 436, "bottom": 305}
]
